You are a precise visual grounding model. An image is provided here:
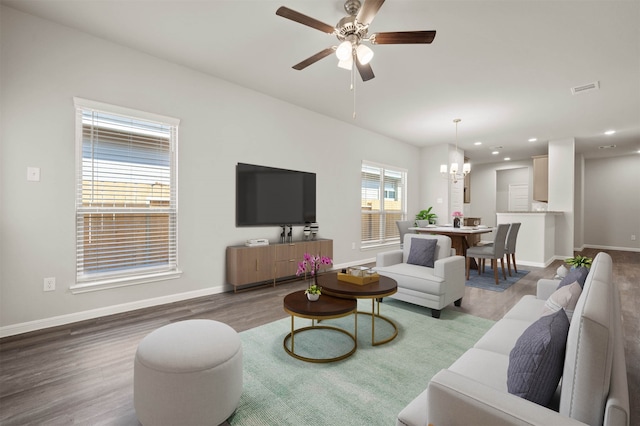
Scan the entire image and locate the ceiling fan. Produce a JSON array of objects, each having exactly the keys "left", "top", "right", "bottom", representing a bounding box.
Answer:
[{"left": 276, "top": 0, "right": 436, "bottom": 82}]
